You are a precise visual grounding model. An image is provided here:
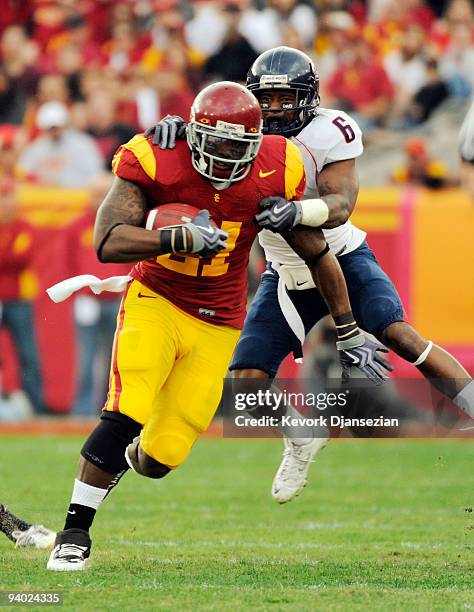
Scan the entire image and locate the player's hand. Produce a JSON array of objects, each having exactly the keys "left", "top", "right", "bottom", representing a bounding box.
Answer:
[
  {"left": 185, "top": 210, "right": 228, "bottom": 258},
  {"left": 255, "top": 196, "right": 302, "bottom": 233},
  {"left": 144, "top": 115, "right": 187, "bottom": 149},
  {"left": 337, "top": 334, "right": 394, "bottom": 385}
]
